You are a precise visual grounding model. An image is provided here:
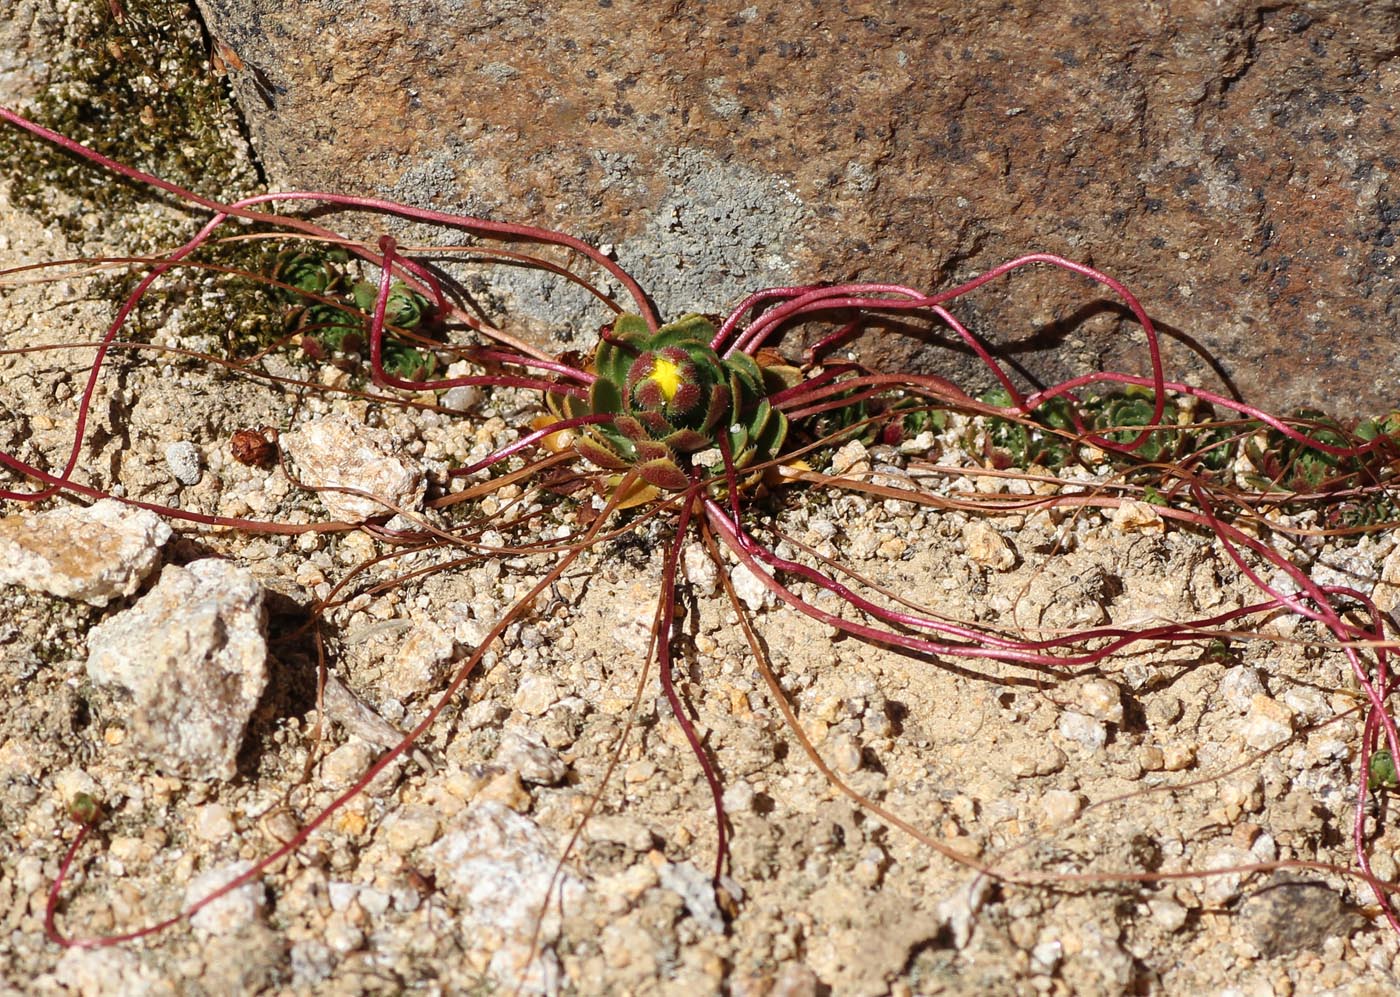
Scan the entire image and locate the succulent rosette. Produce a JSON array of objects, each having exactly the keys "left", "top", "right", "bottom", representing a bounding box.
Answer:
[{"left": 550, "top": 313, "right": 793, "bottom": 496}]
